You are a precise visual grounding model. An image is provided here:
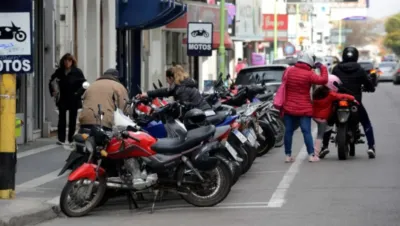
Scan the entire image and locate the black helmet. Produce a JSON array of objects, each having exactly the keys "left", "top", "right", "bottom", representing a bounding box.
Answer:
[
  {"left": 342, "top": 47, "right": 359, "bottom": 62},
  {"left": 183, "top": 108, "right": 207, "bottom": 130}
]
